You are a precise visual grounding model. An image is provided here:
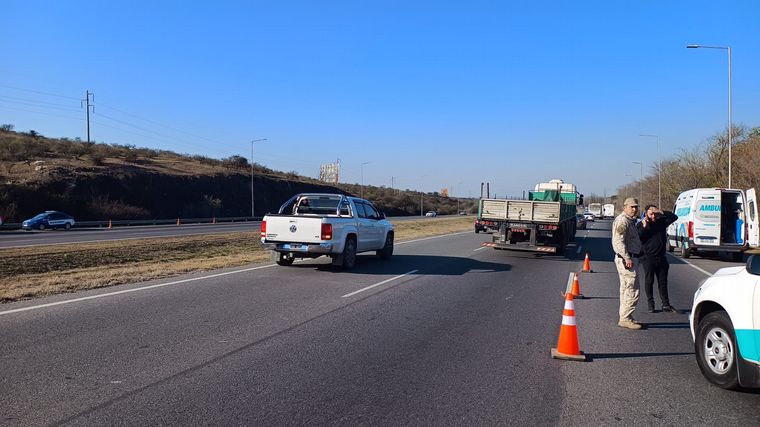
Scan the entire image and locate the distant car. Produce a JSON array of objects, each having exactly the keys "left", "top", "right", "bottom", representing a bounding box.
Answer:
[
  {"left": 583, "top": 212, "right": 595, "bottom": 221},
  {"left": 425, "top": 211, "right": 437, "bottom": 217},
  {"left": 690, "top": 255, "right": 760, "bottom": 389},
  {"left": 575, "top": 214, "right": 587, "bottom": 230},
  {"left": 459, "top": 211, "right": 468, "bottom": 216},
  {"left": 21, "top": 211, "right": 75, "bottom": 231}
]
